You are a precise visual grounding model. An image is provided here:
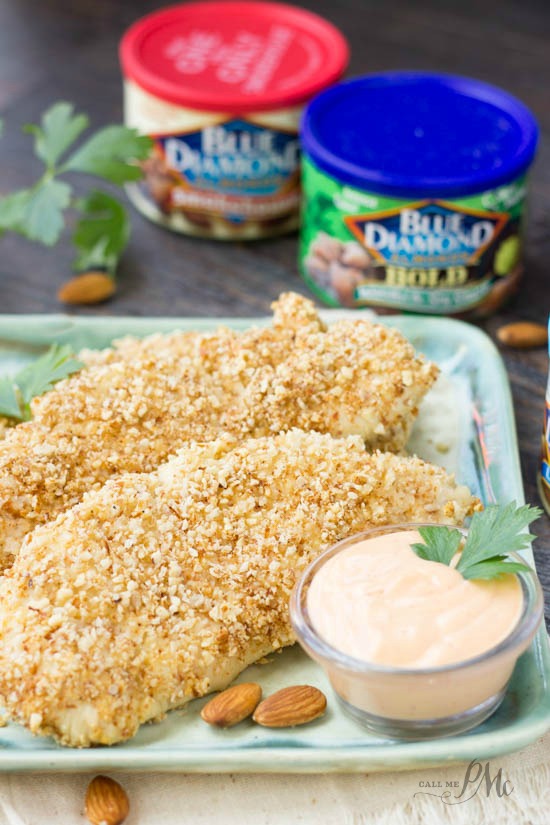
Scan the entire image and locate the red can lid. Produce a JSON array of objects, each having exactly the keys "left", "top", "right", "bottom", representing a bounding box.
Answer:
[{"left": 120, "top": 1, "right": 349, "bottom": 113}]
